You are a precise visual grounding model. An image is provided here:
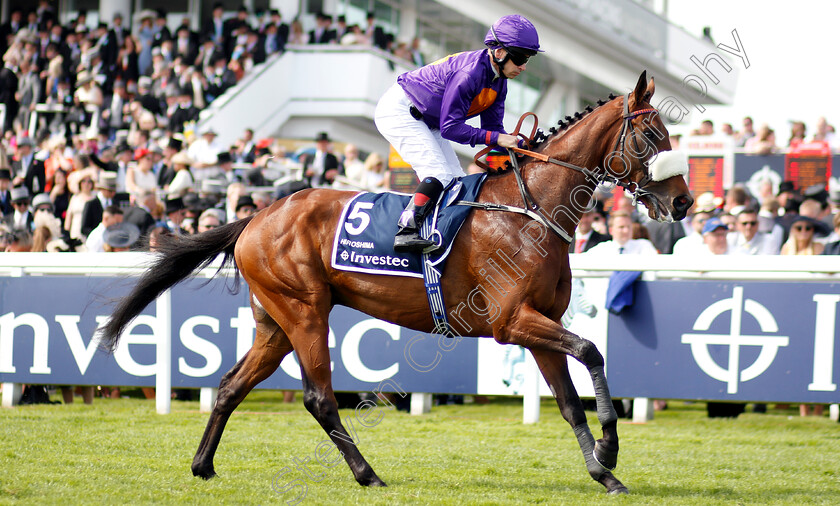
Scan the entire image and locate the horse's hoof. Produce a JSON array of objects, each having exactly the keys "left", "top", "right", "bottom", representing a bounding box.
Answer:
[
  {"left": 593, "top": 440, "right": 618, "bottom": 471},
  {"left": 608, "top": 486, "right": 630, "bottom": 495},
  {"left": 359, "top": 476, "right": 387, "bottom": 487},
  {"left": 192, "top": 465, "right": 217, "bottom": 480},
  {"left": 368, "top": 477, "right": 387, "bottom": 487}
]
